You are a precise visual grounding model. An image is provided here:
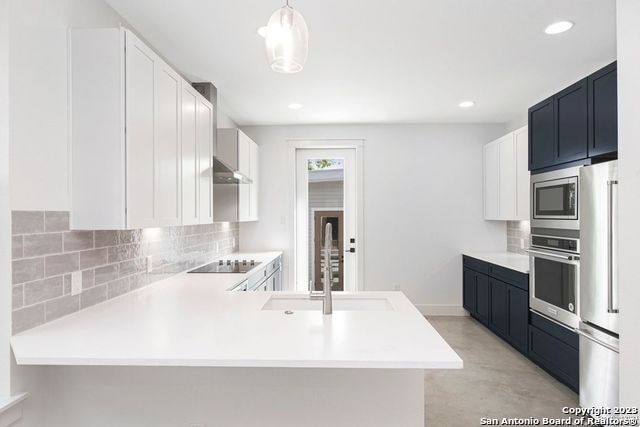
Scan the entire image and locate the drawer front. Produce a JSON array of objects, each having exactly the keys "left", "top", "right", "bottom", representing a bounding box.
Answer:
[
  {"left": 463, "top": 256, "right": 489, "bottom": 274},
  {"left": 266, "top": 256, "right": 281, "bottom": 276},
  {"left": 530, "top": 311, "right": 579, "bottom": 349},
  {"left": 529, "top": 325, "right": 579, "bottom": 391},
  {"left": 247, "top": 267, "right": 267, "bottom": 288},
  {"left": 488, "top": 264, "right": 528, "bottom": 291}
]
